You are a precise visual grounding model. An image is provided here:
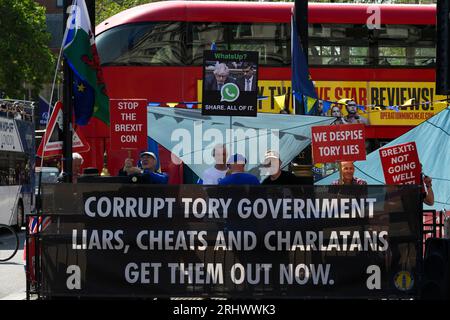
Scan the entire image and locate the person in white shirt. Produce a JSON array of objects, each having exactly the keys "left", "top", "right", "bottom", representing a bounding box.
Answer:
[
  {"left": 57, "top": 152, "right": 84, "bottom": 183},
  {"left": 199, "top": 144, "right": 228, "bottom": 185}
]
